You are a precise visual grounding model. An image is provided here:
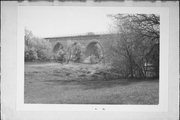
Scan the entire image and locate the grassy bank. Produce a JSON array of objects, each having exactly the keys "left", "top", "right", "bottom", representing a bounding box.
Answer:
[{"left": 25, "top": 63, "right": 159, "bottom": 104}]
